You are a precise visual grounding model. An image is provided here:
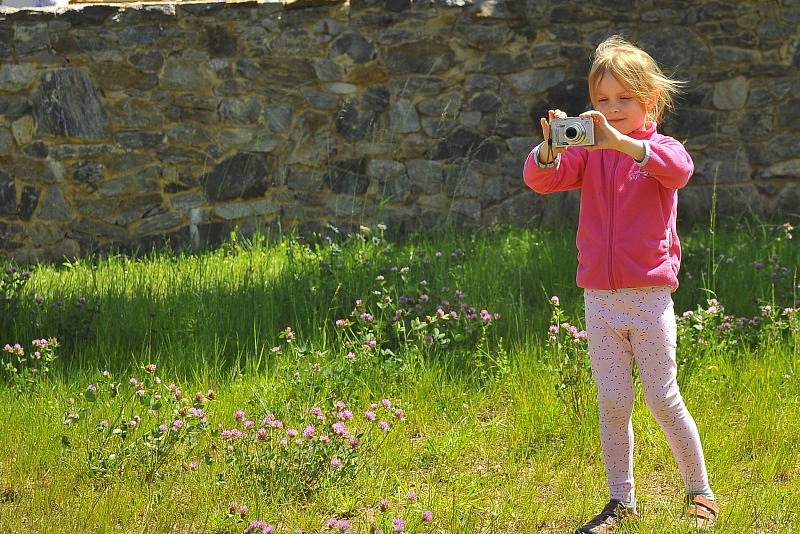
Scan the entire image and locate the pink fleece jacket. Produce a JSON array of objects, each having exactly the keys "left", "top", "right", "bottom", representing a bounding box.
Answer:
[{"left": 523, "top": 122, "right": 693, "bottom": 291}]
